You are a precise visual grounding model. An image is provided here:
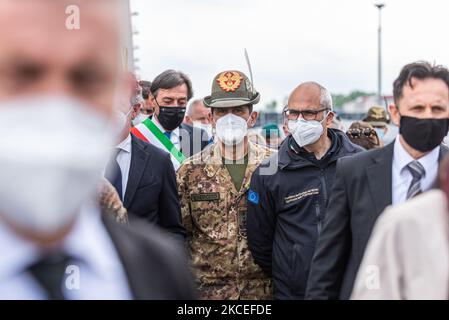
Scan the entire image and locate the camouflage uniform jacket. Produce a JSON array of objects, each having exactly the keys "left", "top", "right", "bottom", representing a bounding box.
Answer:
[
  {"left": 177, "top": 142, "right": 275, "bottom": 300},
  {"left": 98, "top": 178, "right": 128, "bottom": 224}
]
